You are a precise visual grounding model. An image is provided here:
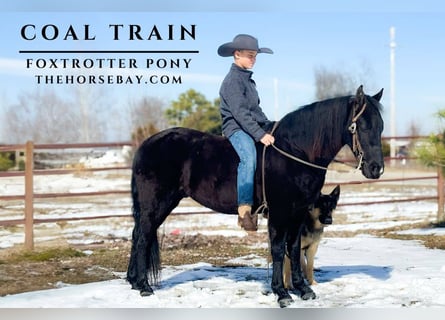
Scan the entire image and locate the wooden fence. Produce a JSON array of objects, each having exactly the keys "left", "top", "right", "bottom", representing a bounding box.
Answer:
[
  {"left": 0, "top": 138, "right": 443, "bottom": 250},
  {"left": 0, "top": 141, "right": 132, "bottom": 250}
]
